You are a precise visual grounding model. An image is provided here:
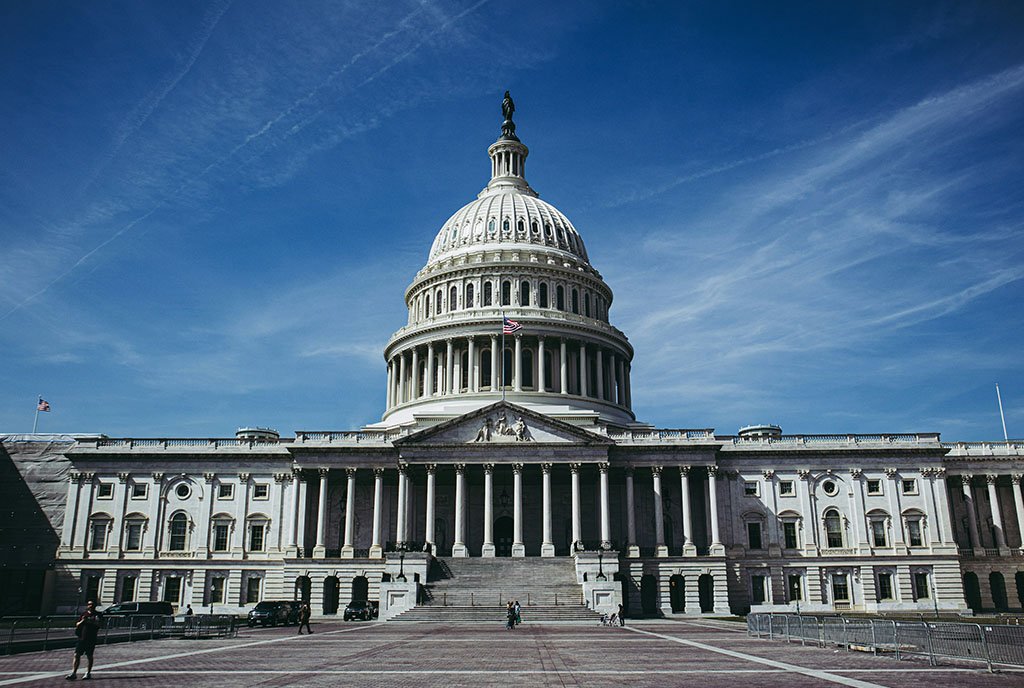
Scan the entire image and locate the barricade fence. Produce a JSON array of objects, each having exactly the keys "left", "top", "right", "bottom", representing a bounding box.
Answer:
[
  {"left": 1, "top": 614, "right": 237, "bottom": 655},
  {"left": 747, "top": 613, "right": 1024, "bottom": 671}
]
